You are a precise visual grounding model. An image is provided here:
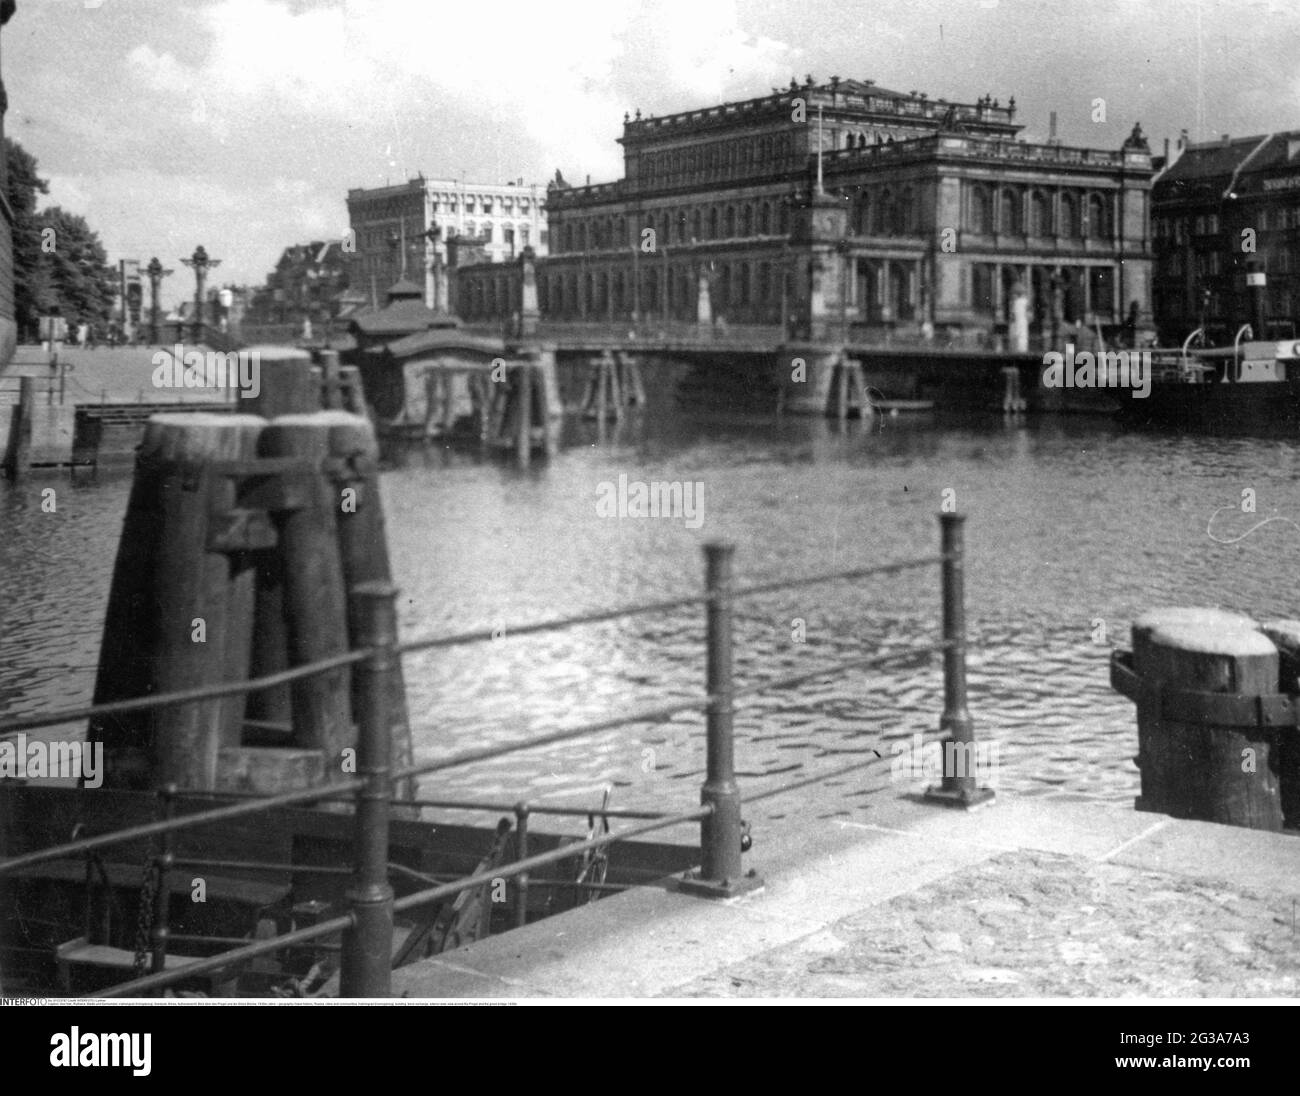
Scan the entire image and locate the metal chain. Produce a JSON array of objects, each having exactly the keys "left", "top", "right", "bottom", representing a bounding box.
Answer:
[{"left": 130, "top": 838, "right": 159, "bottom": 978}]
